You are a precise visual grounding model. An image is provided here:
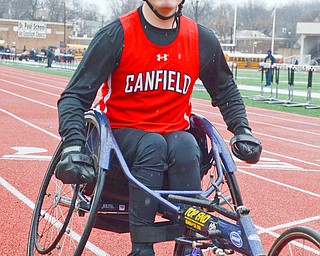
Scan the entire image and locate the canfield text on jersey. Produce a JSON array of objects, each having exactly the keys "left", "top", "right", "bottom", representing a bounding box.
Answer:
[{"left": 125, "top": 70, "right": 192, "bottom": 94}]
